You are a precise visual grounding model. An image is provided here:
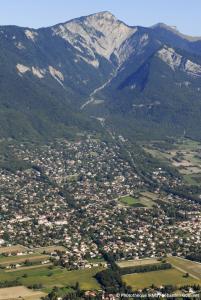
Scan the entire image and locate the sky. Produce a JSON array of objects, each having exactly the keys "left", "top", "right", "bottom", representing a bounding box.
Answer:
[{"left": 0, "top": 0, "right": 201, "bottom": 36}]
